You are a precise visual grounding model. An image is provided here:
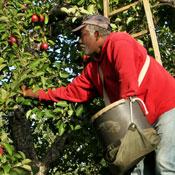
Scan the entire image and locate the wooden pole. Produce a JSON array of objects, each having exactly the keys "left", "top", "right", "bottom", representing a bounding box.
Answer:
[
  {"left": 131, "top": 29, "right": 148, "bottom": 38},
  {"left": 142, "top": 0, "right": 162, "bottom": 65},
  {"left": 103, "top": 0, "right": 109, "bottom": 17},
  {"left": 109, "top": 1, "right": 140, "bottom": 16}
]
